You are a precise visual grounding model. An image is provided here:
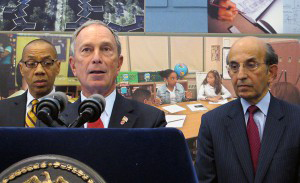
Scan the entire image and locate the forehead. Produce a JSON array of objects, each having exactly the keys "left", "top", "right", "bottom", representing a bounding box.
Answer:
[
  {"left": 23, "top": 42, "right": 56, "bottom": 58},
  {"left": 75, "top": 24, "right": 116, "bottom": 47},
  {"left": 169, "top": 72, "right": 177, "bottom": 77},
  {"left": 228, "top": 38, "right": 266, "bottom": 63}
]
